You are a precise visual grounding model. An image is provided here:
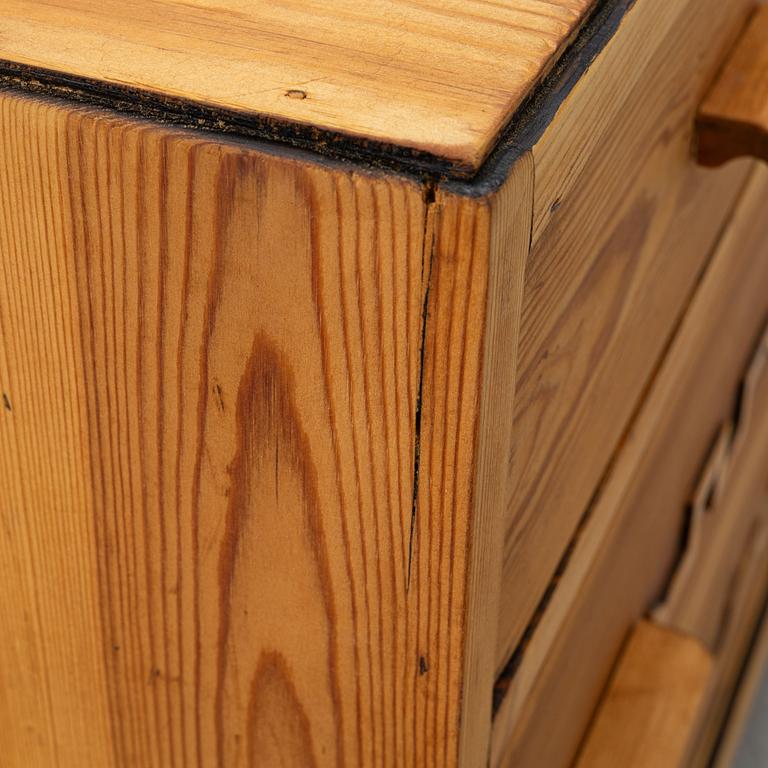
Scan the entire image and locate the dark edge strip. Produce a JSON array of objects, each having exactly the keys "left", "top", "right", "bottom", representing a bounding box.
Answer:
[
  {"left": 0, "top": 0, "right": 635, "bottom": 196},
  {"left": 0, "top": 57, "right": 472, "bottom": 180}
]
